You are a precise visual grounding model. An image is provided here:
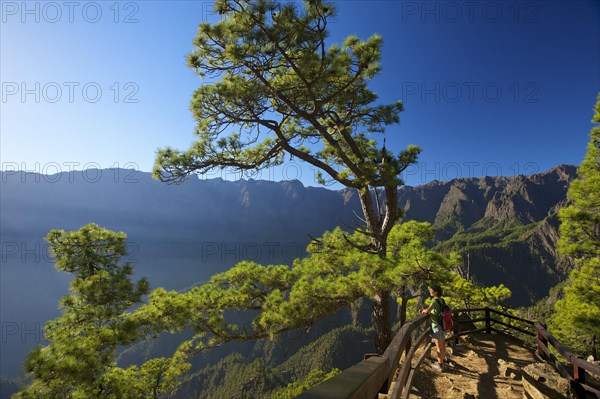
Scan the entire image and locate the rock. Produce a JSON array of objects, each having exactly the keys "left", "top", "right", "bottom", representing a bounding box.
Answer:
[
  {"left": 521, "top": 363, "right": 573, "bottom": 399},
  {"left": 465, "top": 350, "right": 479, "bottom": 358},
  {"left": 498, "top": 358, "right": 522, "bottom": 380}
]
